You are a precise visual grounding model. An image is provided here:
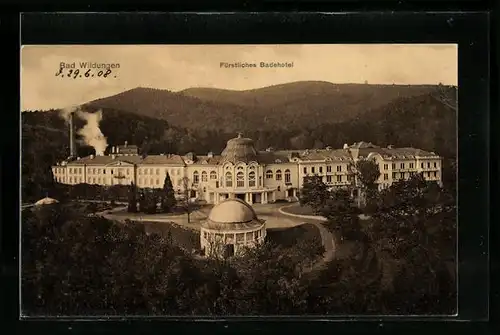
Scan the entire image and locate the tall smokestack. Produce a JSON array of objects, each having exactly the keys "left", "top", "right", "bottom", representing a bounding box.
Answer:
[{"left": 69, "top": 112, "right": 76, "bottom": 158}]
